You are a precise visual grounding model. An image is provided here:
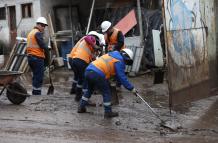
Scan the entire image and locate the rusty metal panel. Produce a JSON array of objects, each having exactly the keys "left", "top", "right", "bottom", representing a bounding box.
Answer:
[
  {"left": 114, "top": 9, "right": 137, "bottom": 35},
  {"left": 163, "top": 0, "right": 210, "bottom": 107}
]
